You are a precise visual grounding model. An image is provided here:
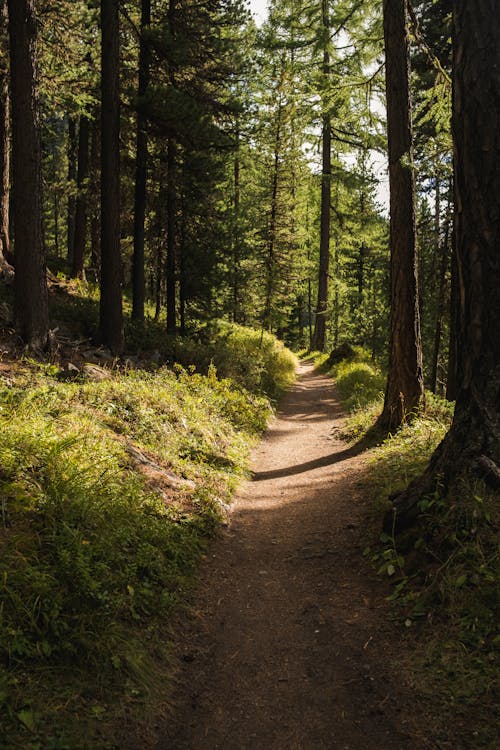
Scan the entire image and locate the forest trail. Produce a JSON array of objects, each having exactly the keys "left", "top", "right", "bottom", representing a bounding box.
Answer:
[{"left": 157, "top": 363, "right": 430, "bottom": 750}]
